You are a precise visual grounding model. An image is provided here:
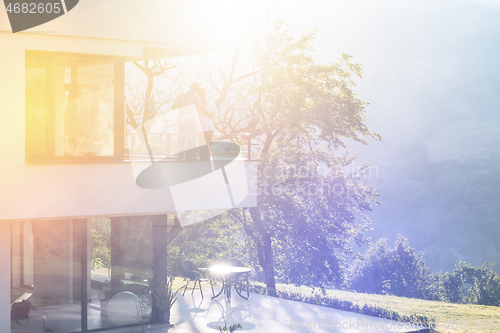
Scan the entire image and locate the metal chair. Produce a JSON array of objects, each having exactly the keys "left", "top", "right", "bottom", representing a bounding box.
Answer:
[
  {"left": 225, "top": 258, "right": 249, "bottom": 298},
  {"left": 182, "top": 259, "right": 214, "bottom": 299}
]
